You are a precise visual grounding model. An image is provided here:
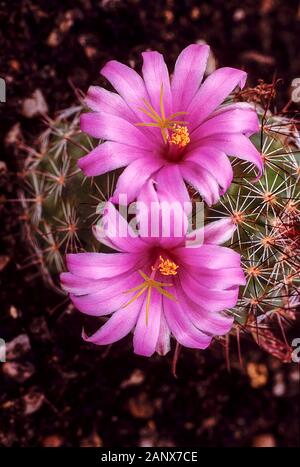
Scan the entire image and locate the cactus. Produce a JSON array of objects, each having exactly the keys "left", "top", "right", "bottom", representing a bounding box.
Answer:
[
  {"left": 17, "top": 104, "right": 115, "bottom": 292},
  {"left": 206, "top": 83, "right": 300, "bottom": 362},
  {"left": 17, "top": 83, "right": 300, "bottom": 360}
]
